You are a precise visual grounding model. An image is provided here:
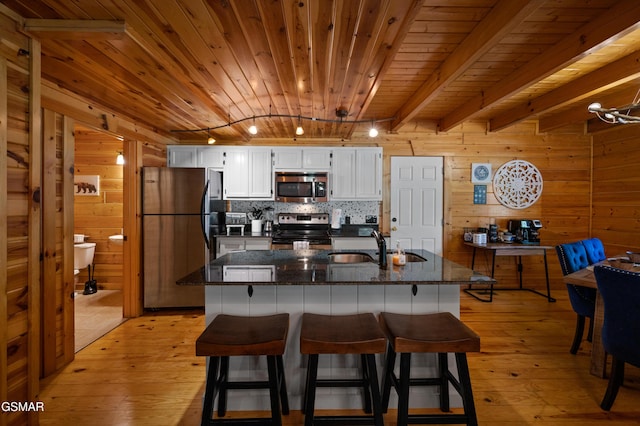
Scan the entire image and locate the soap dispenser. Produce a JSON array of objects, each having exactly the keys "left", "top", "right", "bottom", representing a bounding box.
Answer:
[{"left": 393, "top": 242, "right": 406, "bottom": 266}]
